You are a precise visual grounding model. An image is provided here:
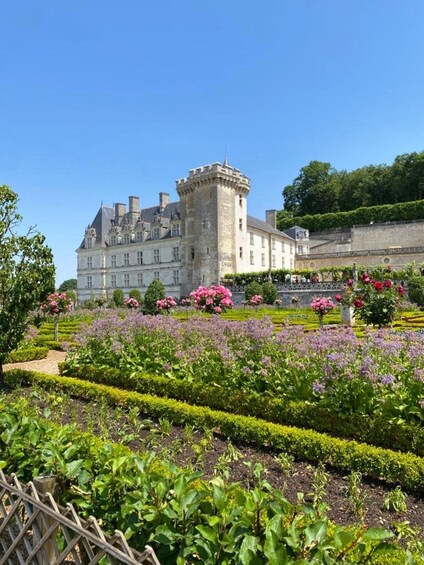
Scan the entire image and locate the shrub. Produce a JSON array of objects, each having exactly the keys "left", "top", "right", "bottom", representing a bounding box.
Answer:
[
  {"left": 129, "top": 288, "right": 143, "bottom": 304},
  {"left": 408, "top": 276, "right": 424, "bottom": 309},
  {"left": 143, "top": 280, "right": 165, "bottom": 314},
  {"left": 262, "top": 282, "right": 278, "bottom": 304},
  {"left": 245, "top": 281, "right": 263, "bottom": 301},
  {"left": 112, "top": 289, "right": 125, "bottom": 307}
]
